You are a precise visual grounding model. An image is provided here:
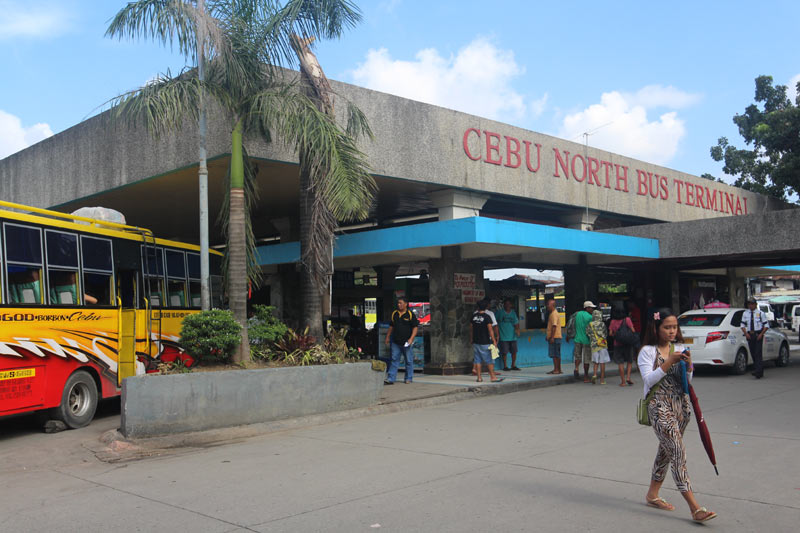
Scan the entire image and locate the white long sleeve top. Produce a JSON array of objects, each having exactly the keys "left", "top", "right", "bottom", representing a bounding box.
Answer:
[{"left": 637, "top": 343, "right": 692, "bottom": 397}]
